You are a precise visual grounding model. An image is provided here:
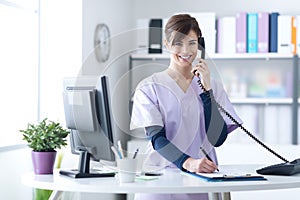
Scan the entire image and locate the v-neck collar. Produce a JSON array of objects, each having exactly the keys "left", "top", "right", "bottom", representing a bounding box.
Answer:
[
  {"left": 165, "top": 69, "right": 195, "bottom": 94},
  {"left": 159, "top": 70, "right": 198, "bottom": 99}
]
